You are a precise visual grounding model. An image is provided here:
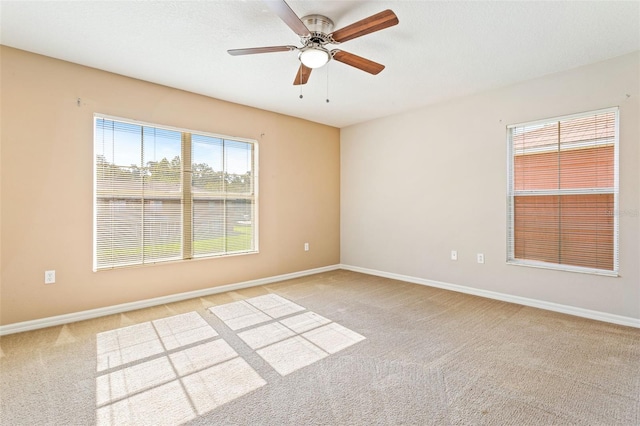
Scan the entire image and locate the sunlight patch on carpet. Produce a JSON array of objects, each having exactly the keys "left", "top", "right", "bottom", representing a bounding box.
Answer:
[
  {"left": 95, "top": 295, "right": 366, "bottom": 424},
  {"left": 96, "top": 380, "right": 194, "bottom": 426},
  {"left": 96, "top": 322, "right": 165, "bottom": 371},
  {"left": 280, "top": 311, "right": 331, "bottom": 333},
  {"left": 96, "top": 312, "right": 218, "bottom": 372},
  {"left": 169, "top": 339, "right": 238, "bottom": 376},
  {"left": 152, "top": 311, "right": 218, "bottom": 350},
  {"left": 96, "top": 311, "right": 266, "bottom": 425},
  {"left": 256, "top": 335, "right": 328, "bottom": 376},
  {"left": 208, "top": 300, "right": 271, "bottom": 330},
  {"left": 209, "top": 294, "right": 366, "bottom": 376},
  {"left": 303, "top": 323, "right": 366, "bottom": 354},
  {"left": 96, "top": 356, "right": 176, "bottom": 405},
  {"left": 238, "top": 322, "right": 296, "bottom": 350},
  {"left": 181, "top": 357, "right": 267, "bottom": 415},
  {"left": 245, "top": 294, "right": 305, "bottom": 319}
]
